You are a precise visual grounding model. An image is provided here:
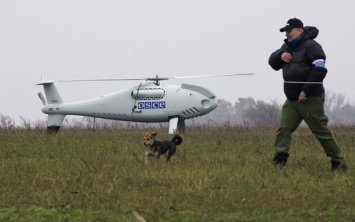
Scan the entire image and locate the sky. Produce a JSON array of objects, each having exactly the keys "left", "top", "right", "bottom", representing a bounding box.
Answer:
[{"left": 1, "top": 0, "right": 355, "bottom": 123}]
